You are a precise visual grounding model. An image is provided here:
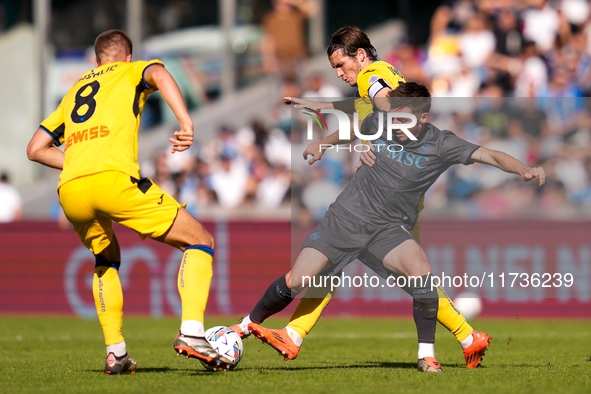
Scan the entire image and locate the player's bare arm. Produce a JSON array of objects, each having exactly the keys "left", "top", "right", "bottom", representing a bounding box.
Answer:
[
  {"left": 26, "top": 129, "right": 65, "bottom": 170},
  {"left": 470, "top": 147, "right": 546, "bottom": 186},
  {"left": 284, "top": 97, "right": 334, "bottom": 110},
  {"left": 144, "top": 64, "right": 194, "bottom": 154}
]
